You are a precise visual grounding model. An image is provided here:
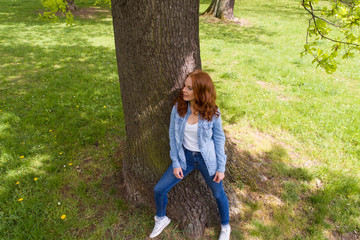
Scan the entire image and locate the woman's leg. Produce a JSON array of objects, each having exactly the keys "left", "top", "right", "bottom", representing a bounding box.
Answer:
[
  {"left": 154, "top": 163, "right": 194, "bottom": 217},
  {"left": 196, "top": 156, "right": 230, "bottom": 225}
]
